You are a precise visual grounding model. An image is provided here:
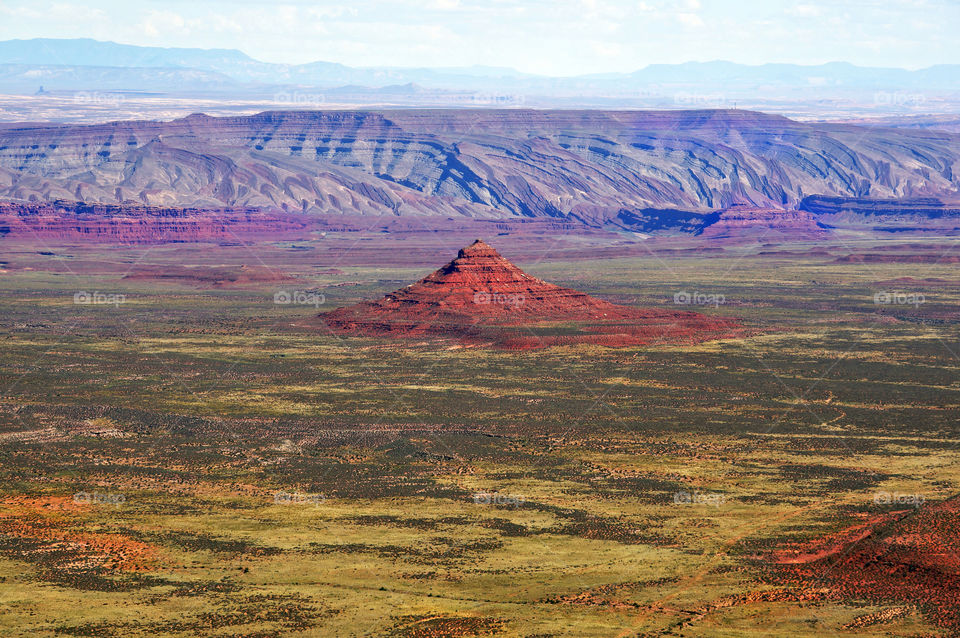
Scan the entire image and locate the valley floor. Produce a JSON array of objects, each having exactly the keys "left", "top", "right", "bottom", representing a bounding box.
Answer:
[{"left": 0, "top": 233, "right": 958, "bottom": 636}]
